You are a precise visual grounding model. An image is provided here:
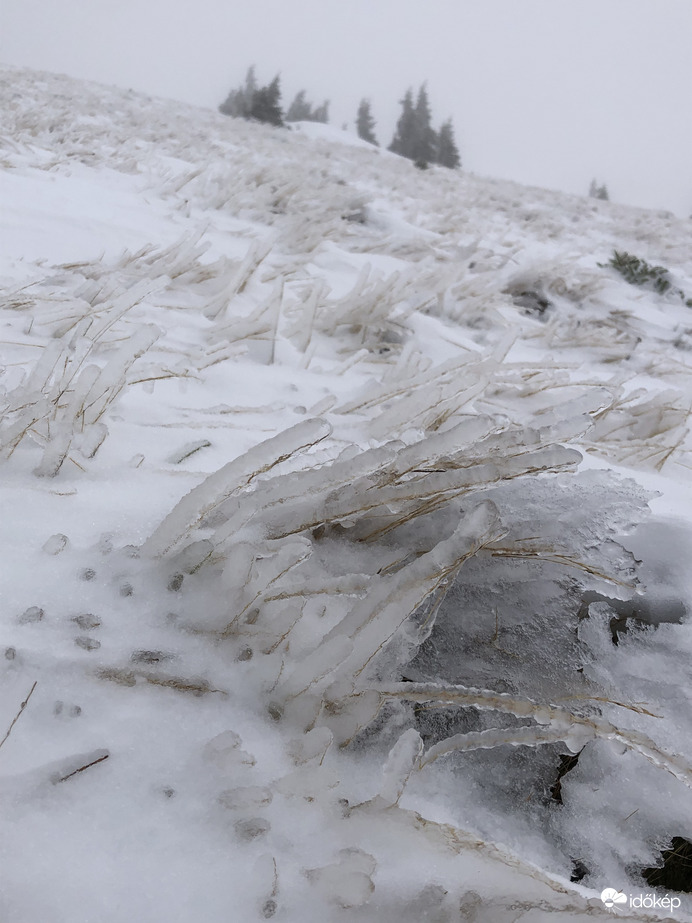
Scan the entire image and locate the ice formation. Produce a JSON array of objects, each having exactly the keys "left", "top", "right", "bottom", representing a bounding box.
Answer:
[{"left": 2, "top": 66, "right": 692, "bottom": 921}]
